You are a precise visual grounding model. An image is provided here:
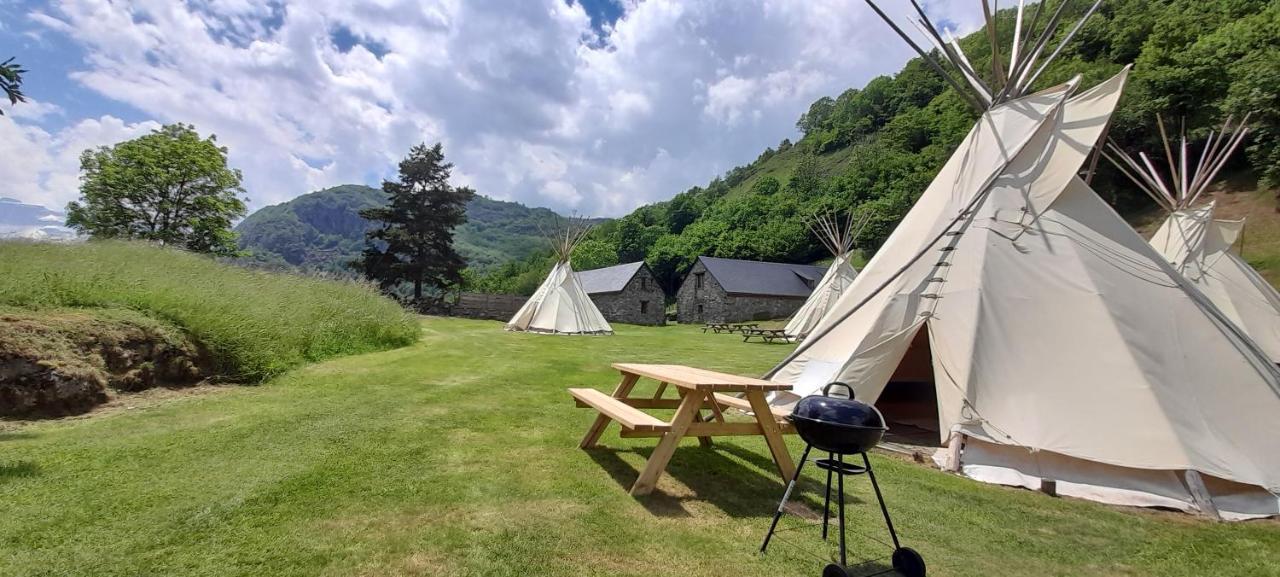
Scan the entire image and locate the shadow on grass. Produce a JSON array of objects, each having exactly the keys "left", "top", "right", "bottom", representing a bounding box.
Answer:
[
  {"left": 584, "top": 442, "right": 865, "bottom": 519},
  {"left": 0, "top": 461, "right": 40, "bottom": 484}
]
